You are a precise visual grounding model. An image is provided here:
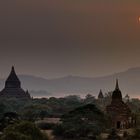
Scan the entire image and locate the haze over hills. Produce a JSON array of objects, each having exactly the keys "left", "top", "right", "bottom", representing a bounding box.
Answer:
[{"left": 0, "top": 67, "right": 140, "bottom": 98}]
